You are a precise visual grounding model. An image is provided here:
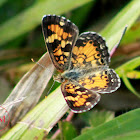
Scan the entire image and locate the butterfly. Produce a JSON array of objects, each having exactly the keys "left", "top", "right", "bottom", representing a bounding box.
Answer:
[{"left": 42, "top": 15, "right": 121, "bottom": 113}]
